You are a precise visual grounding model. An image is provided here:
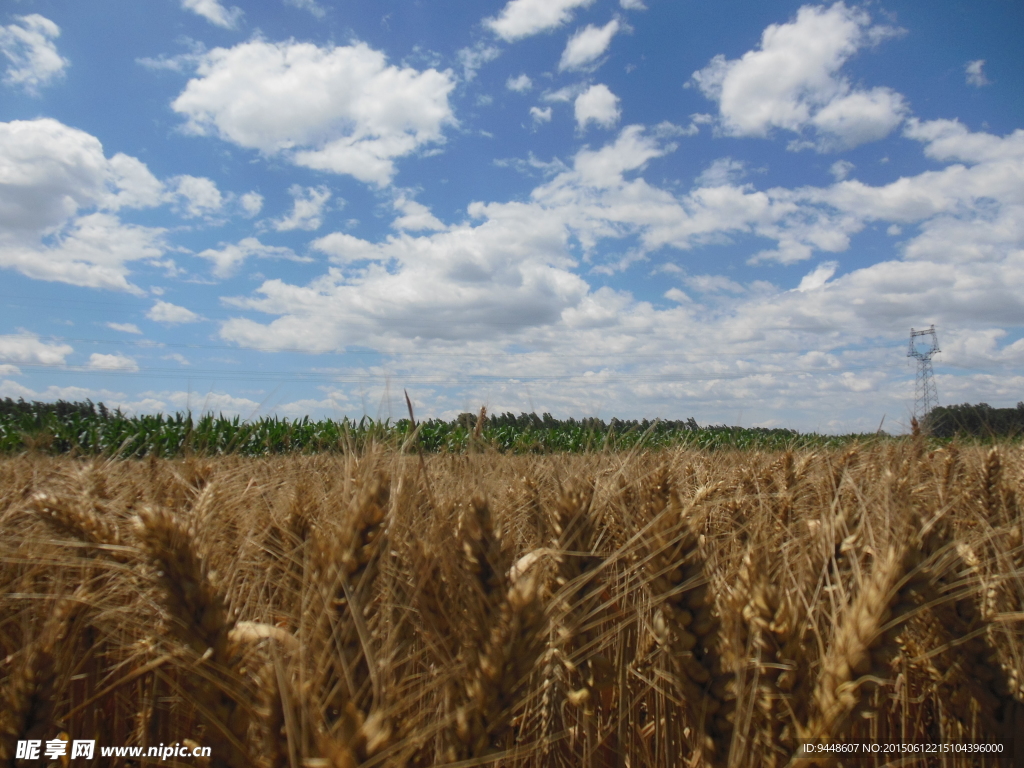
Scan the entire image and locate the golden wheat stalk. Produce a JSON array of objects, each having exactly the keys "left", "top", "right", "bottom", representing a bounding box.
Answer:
[
  {"left": 455, "top": 572, "right": 548, "bottom": 758},
  {"left": 791, "top": 545, "right": 912, "bottom": 767},
  {"left": 646, "top": 480, "right": 731, "bottom": 766},
  {"left": 134, "top": 505, "right": 255, "bottom": 768},
  {"left": 0, "top": 593, "right": 85, "bottom": 761},
  {"left": 29, "top": 492, "right": 124, "bottom": 556}
]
